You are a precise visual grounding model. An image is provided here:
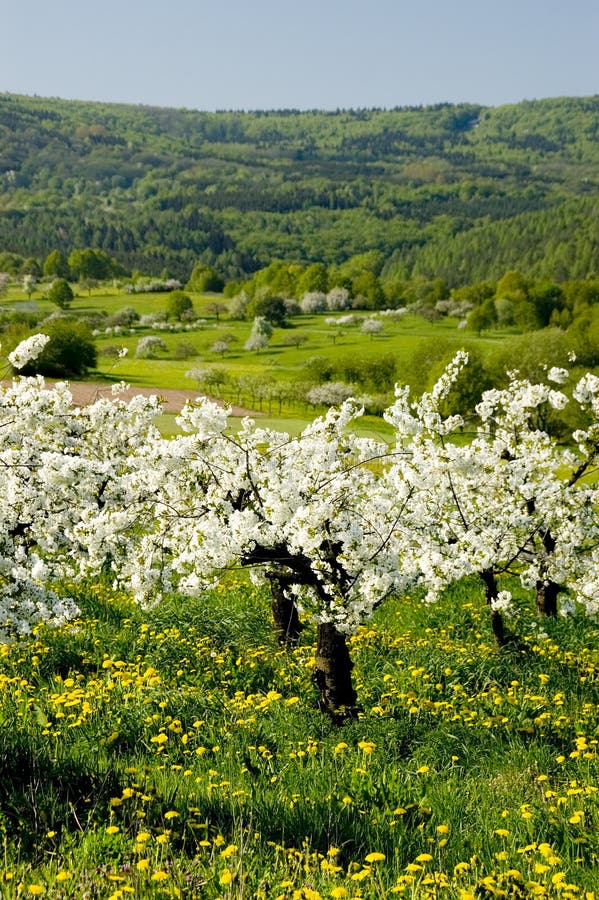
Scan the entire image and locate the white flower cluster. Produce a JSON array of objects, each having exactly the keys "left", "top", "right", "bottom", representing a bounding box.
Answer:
[
  {"left": 3, "top": 337, "right": 599, "bottom": 643},
  {"left": 7, "top": 333, "right": 50, "bottom": 370}
]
